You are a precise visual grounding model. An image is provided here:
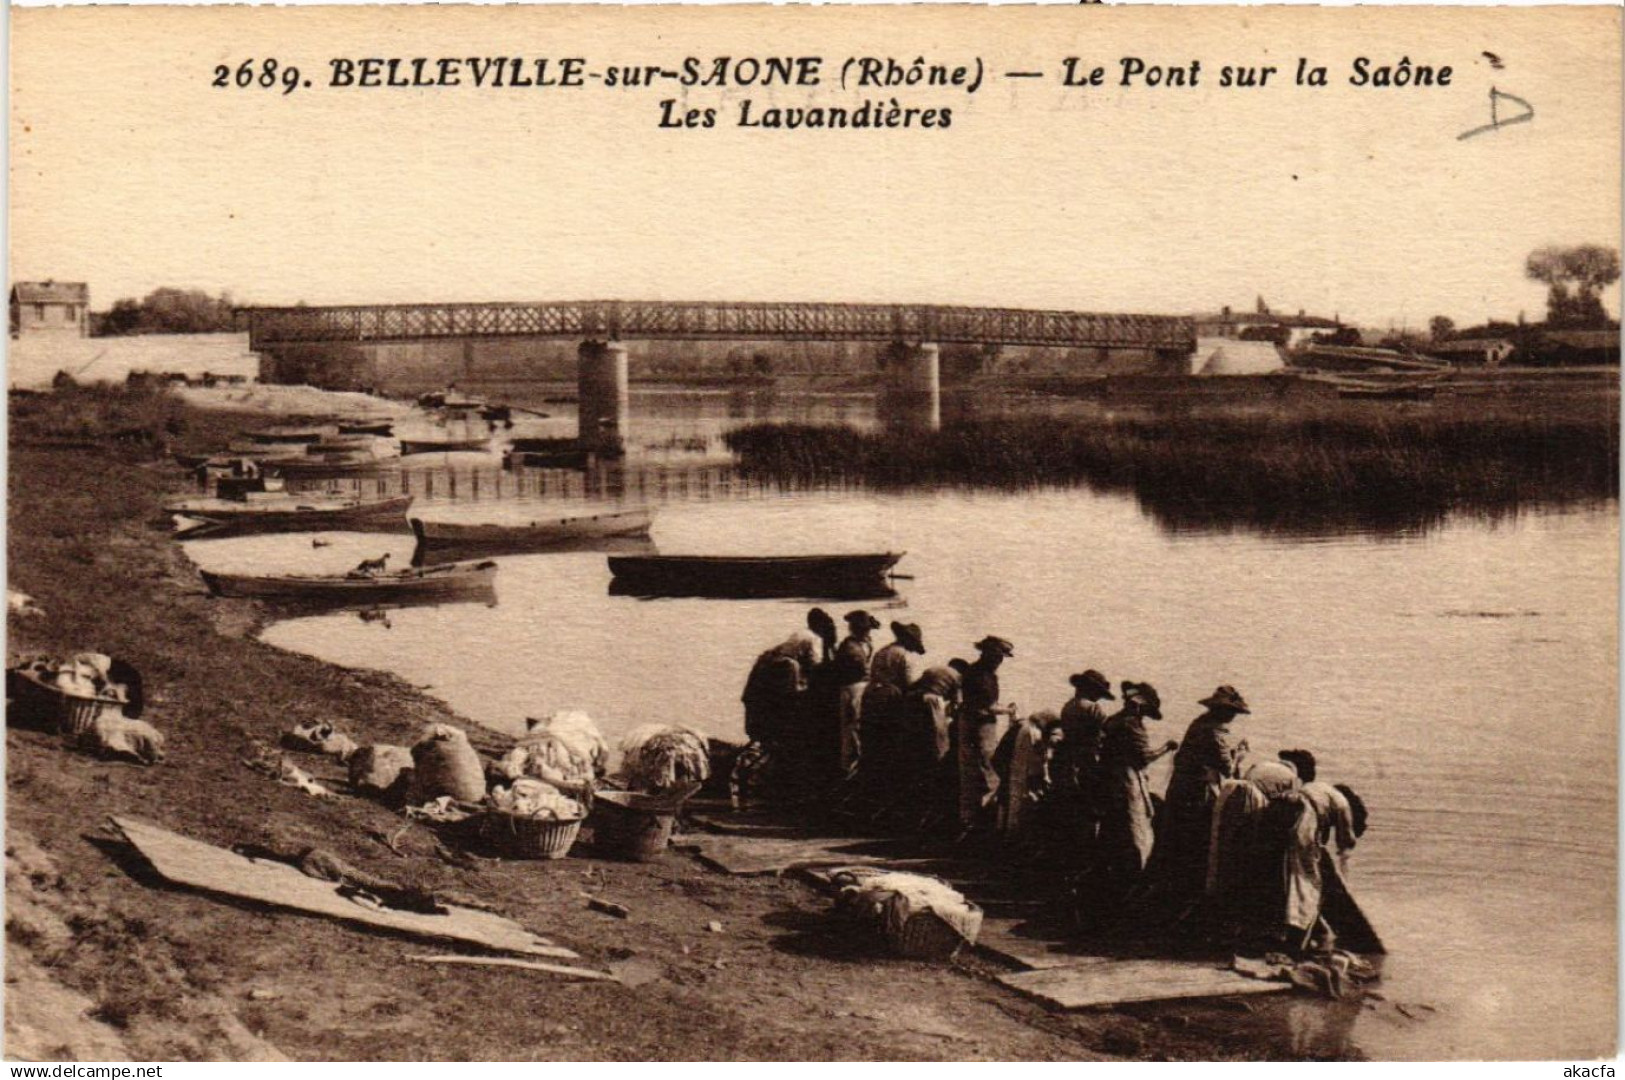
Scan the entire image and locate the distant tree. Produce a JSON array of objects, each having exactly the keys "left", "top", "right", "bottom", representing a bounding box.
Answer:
[
  {"left": 1525, "top": 244, "right": 1621, "bottom": 328},
  {"left": 1429, "top": 316, "right": 1456, "bottom": 342},
  {"left": 91, "top": 287, "right": 237, "bottom": 336},
  {"left": 98, "top": 298, "right": 145, "bottom": 336}
]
